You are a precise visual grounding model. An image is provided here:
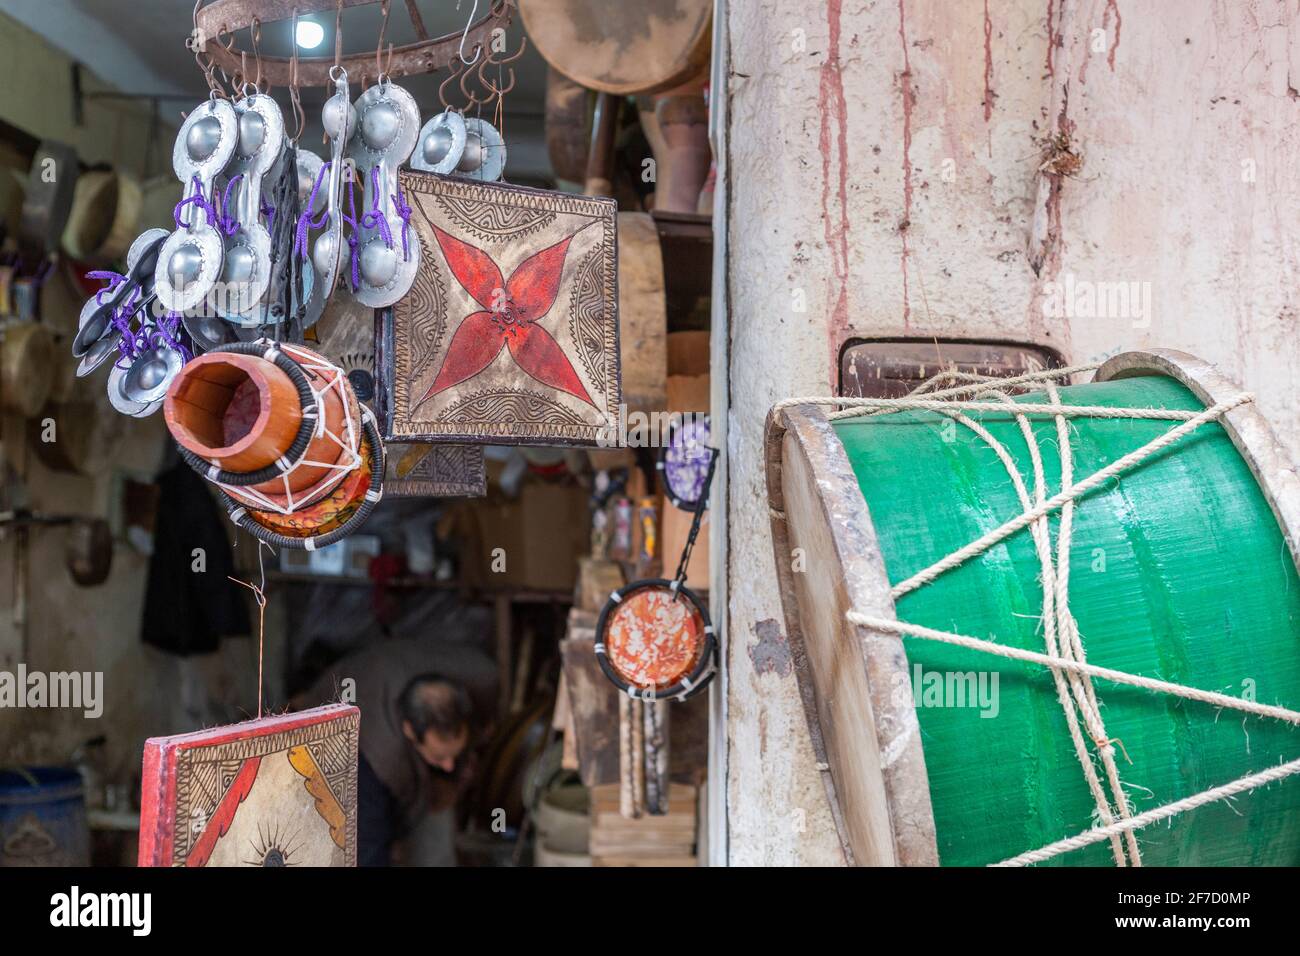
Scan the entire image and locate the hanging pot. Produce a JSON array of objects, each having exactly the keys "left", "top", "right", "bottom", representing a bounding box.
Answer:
[{"left": 64, "top": 518, "right": 113, "bottom": 587}]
